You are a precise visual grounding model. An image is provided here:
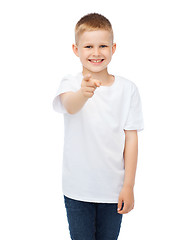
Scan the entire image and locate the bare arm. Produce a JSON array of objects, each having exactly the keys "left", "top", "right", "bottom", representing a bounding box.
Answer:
[
  {"left": 59, "top": 89, "right": 89, "bottom": 114},
  {"left": 59, "top": 74, "right": 101, "bottom": 114},
  {"left": 123, "top": 130, "right": 138, "bottom": 189},
  {"left": 117, "top": 130, "right": 138, "bottom": 214}
]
